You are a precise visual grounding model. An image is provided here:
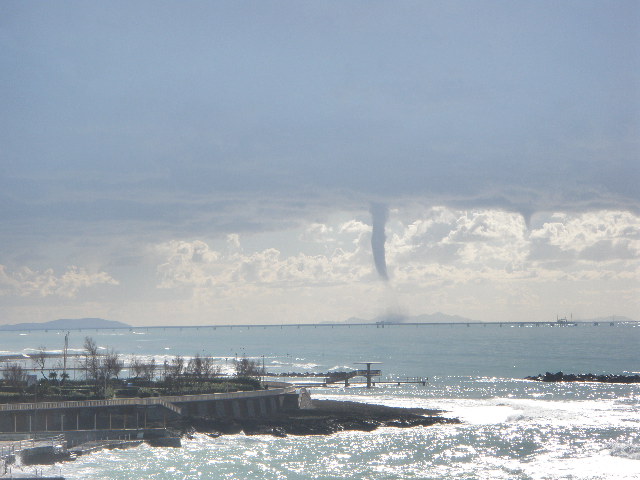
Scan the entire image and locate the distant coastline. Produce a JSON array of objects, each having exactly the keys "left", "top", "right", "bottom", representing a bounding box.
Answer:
[{"left": 0, "top": 315, "right": 635, "bottom": 332}]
